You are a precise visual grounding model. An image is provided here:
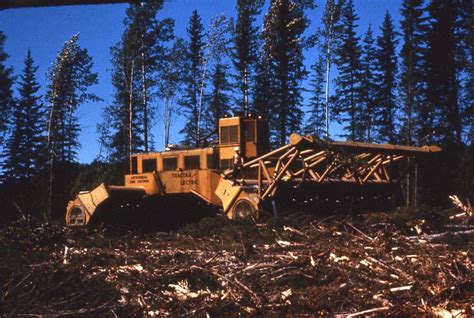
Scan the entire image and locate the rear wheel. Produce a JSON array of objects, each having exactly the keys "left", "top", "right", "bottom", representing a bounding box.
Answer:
[{"left": 232, "top": 199, "right": 257, "bottom": 221}]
